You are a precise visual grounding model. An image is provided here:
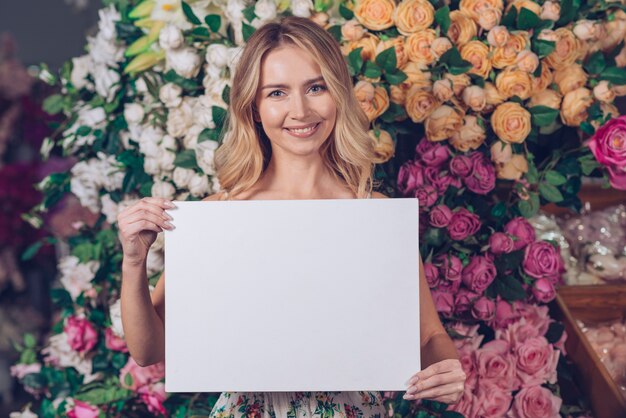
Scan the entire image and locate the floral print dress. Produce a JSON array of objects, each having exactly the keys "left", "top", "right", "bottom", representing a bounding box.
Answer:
[{"left": 209, "top": 391, "right": 387, "bottom": 418}]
